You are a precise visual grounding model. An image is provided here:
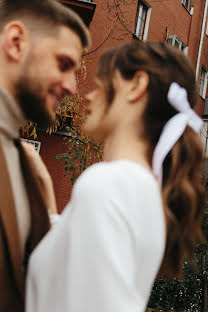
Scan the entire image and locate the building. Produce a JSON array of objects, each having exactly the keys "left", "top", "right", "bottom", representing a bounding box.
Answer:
[{"left": 27, "top": 0, "right": 208, "bottom": 211}]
